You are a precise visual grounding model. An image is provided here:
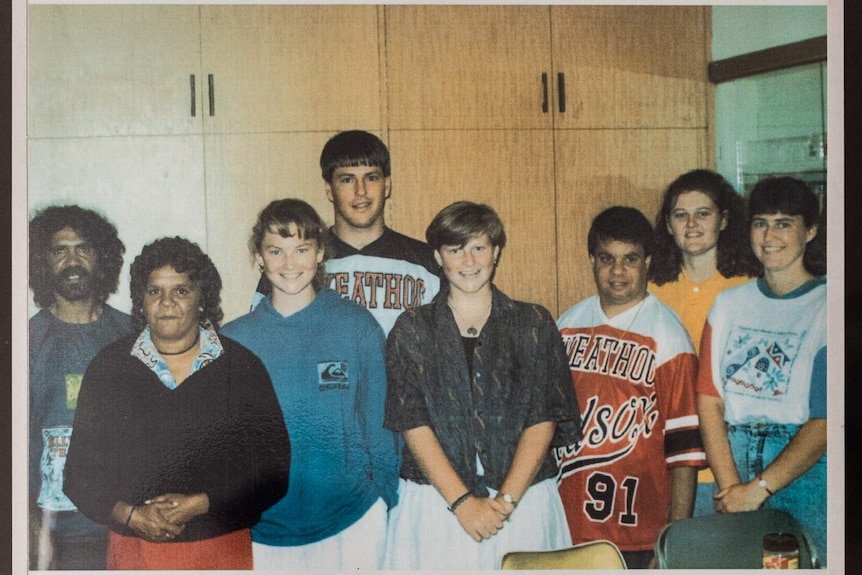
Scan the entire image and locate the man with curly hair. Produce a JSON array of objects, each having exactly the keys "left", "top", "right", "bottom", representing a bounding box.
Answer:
[{"left": 29, "top": 205, "right": 133, "bottom": 570}]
